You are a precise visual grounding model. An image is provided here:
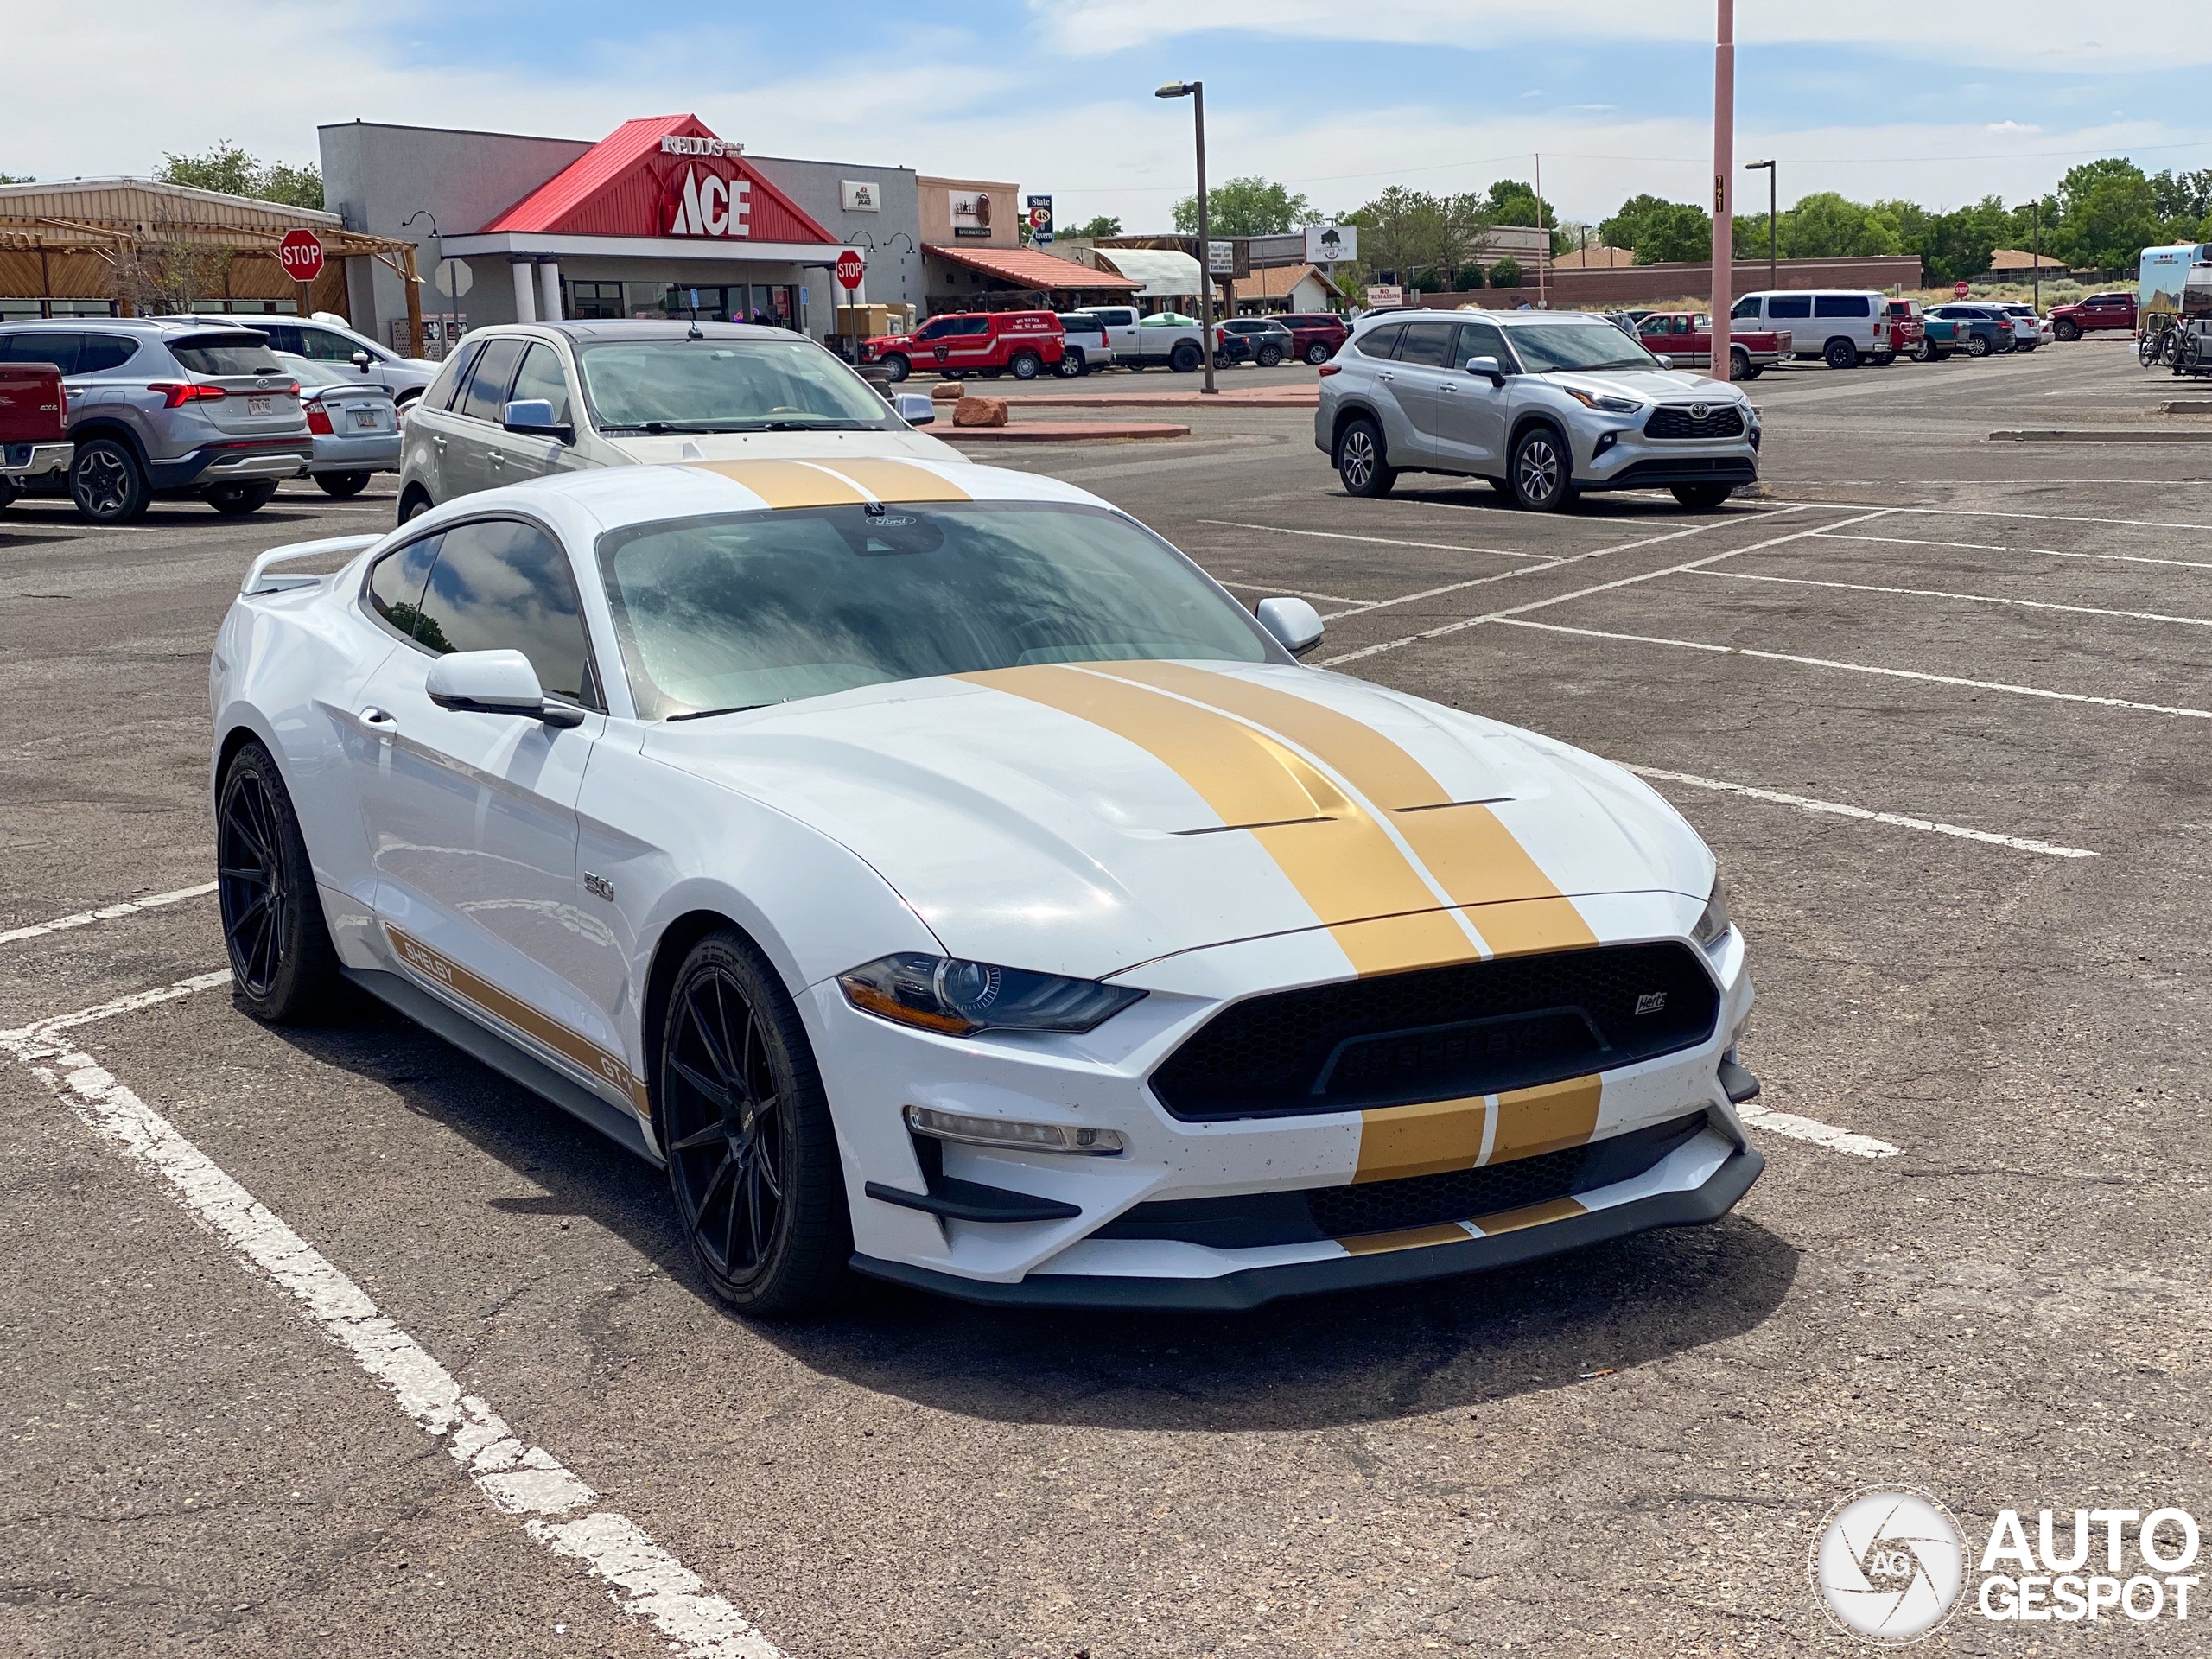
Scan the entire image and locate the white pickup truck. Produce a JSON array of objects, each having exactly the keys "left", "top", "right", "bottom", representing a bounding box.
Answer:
[{"left": 1061, "top": 306, "right": 1214, "bottom": 373}]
